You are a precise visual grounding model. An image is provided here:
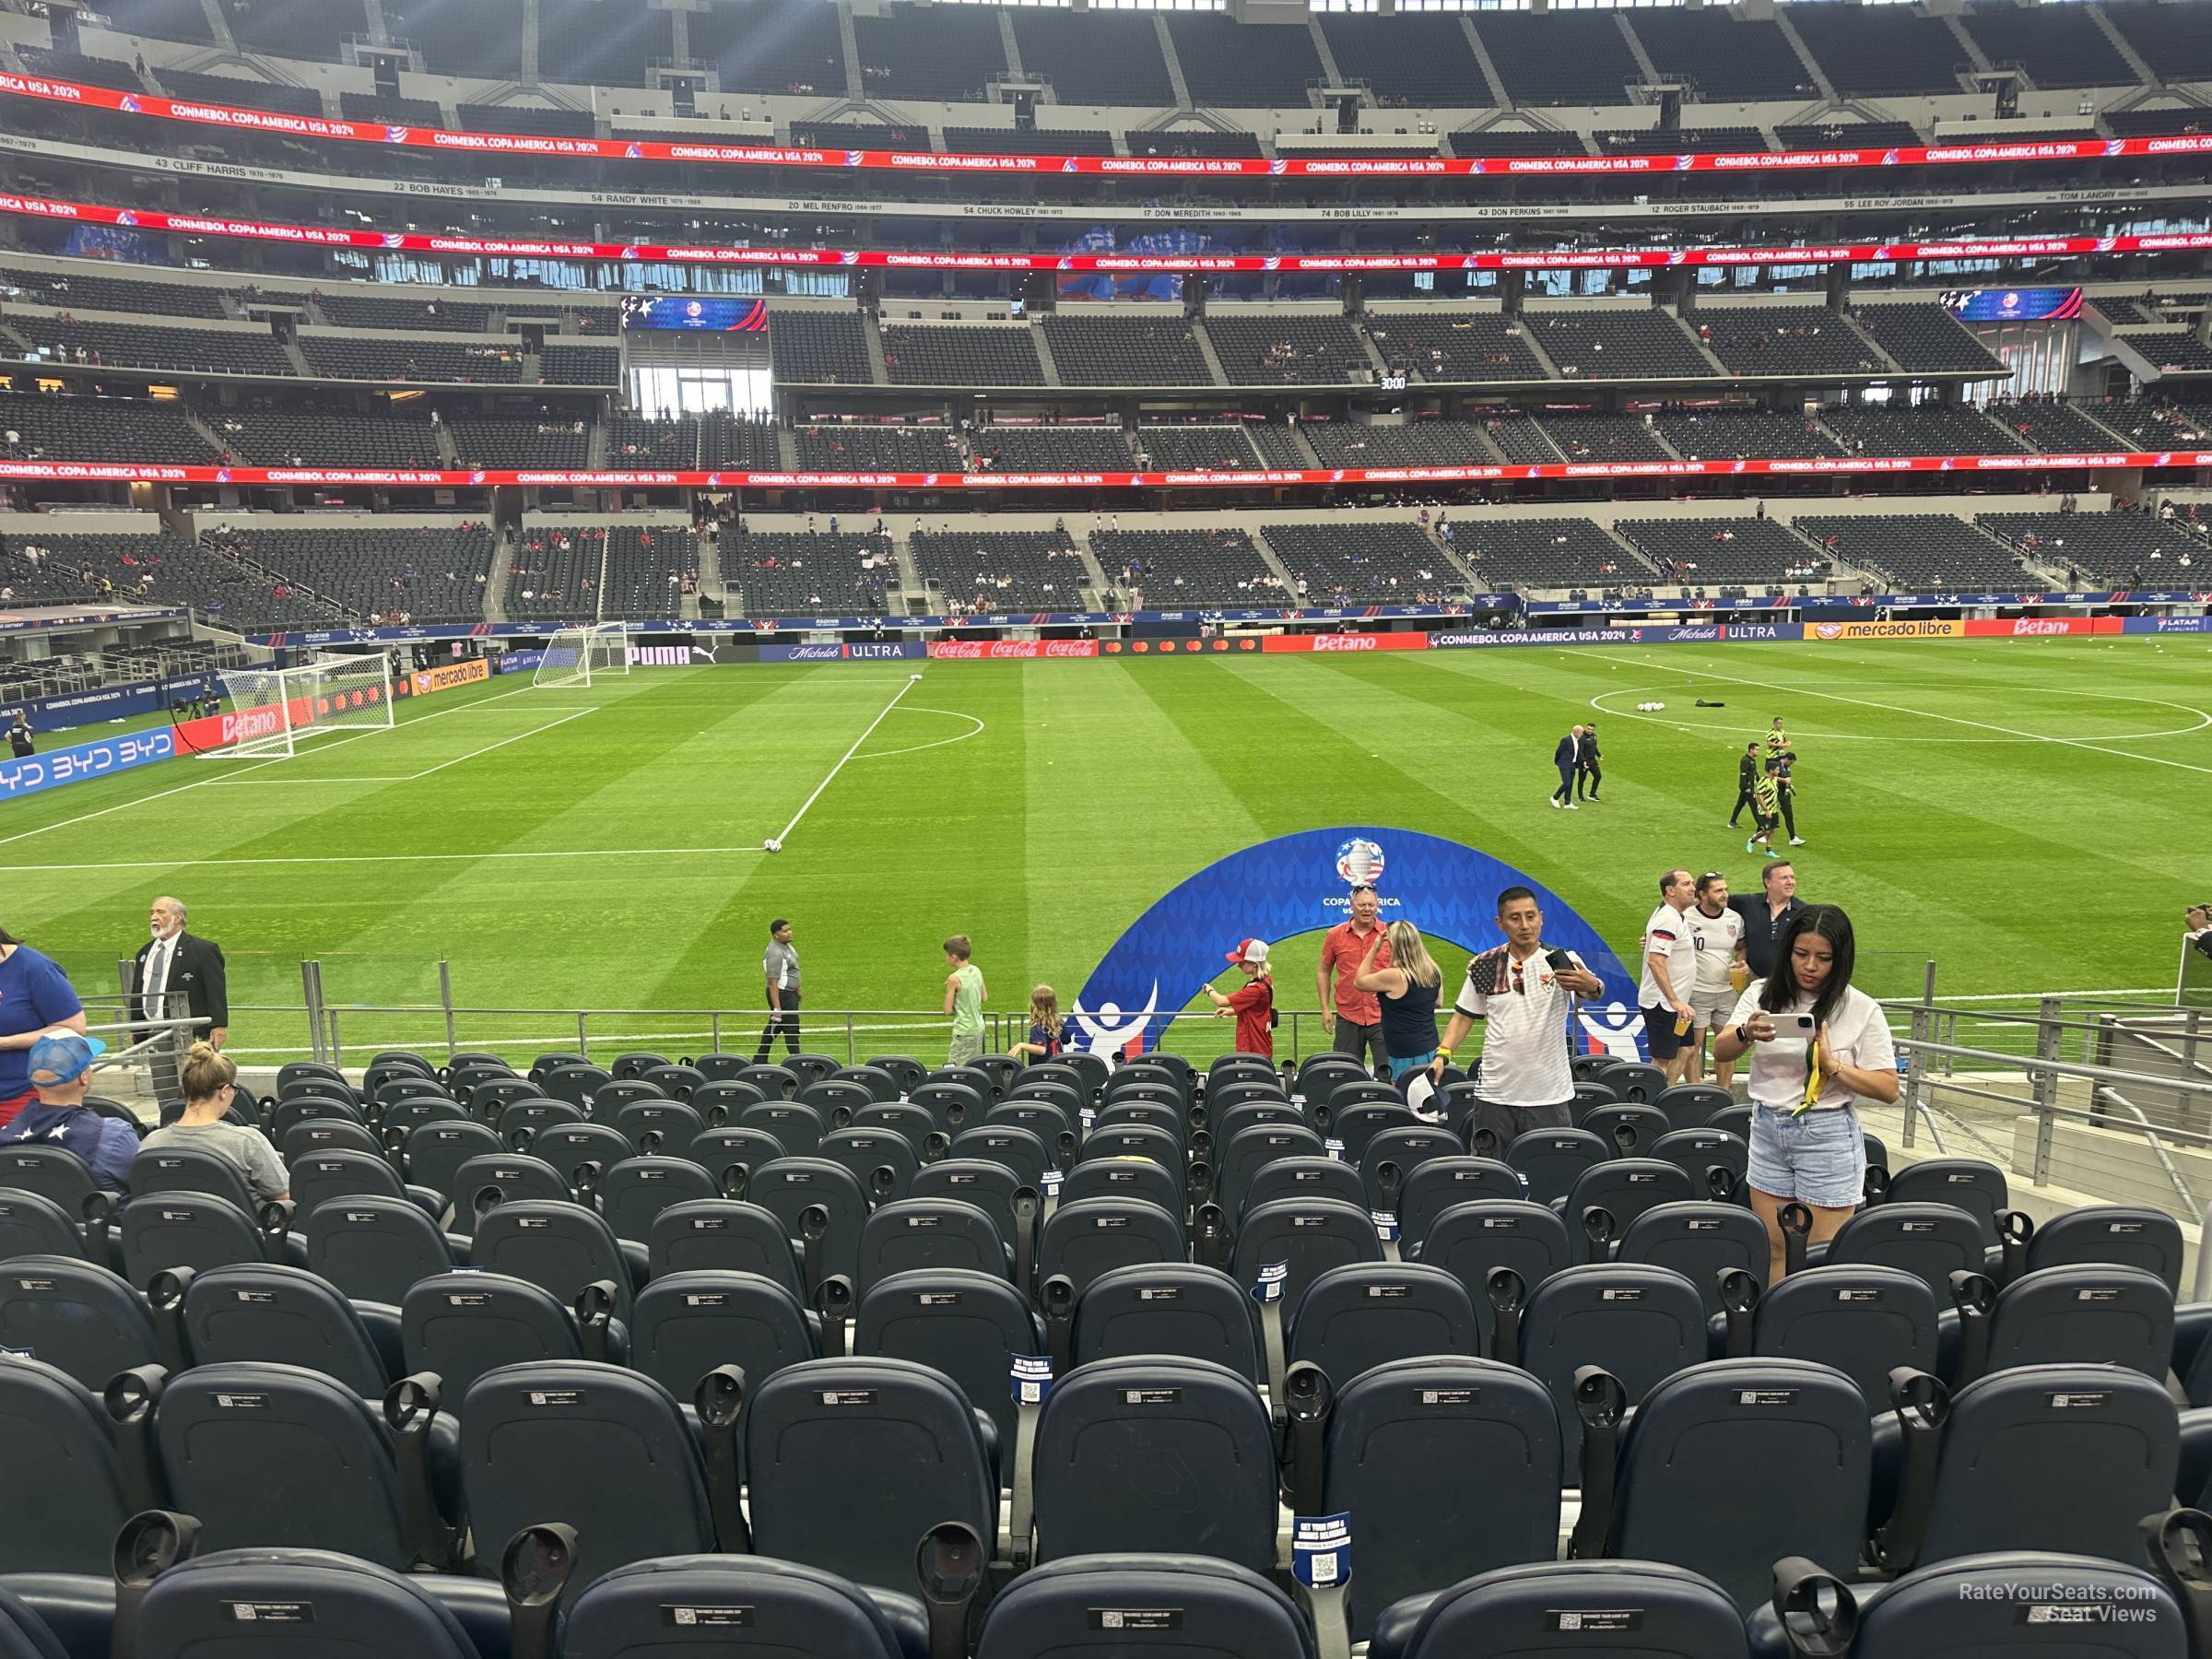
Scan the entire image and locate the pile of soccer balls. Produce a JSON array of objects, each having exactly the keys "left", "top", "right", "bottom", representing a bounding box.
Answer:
[{"left": 1635, "top": 700, "right": 1666, "bottom": 712}]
